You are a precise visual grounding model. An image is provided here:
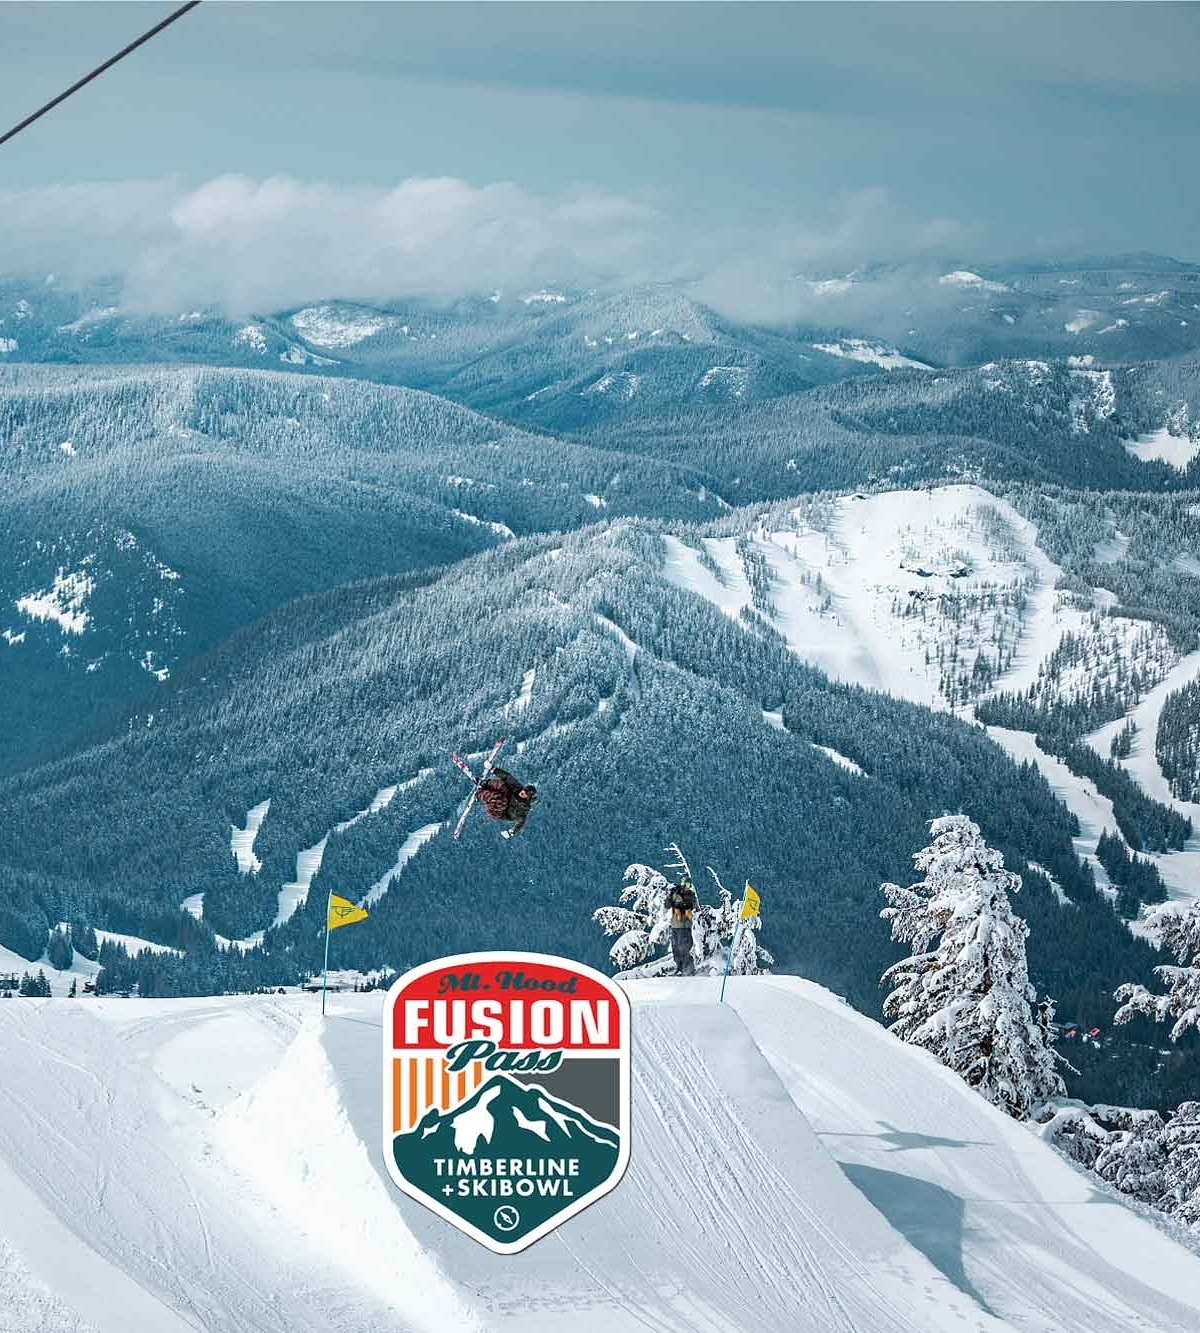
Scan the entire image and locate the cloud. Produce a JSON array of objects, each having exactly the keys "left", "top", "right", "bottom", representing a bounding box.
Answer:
[{"left": 0, "top": 174, "right": 975, "bottom": 324}]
